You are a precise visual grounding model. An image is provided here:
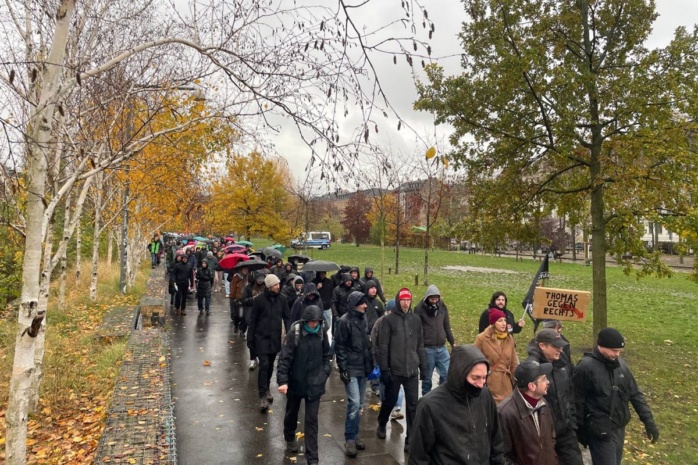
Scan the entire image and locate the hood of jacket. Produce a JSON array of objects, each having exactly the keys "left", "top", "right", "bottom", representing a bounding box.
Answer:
[
  {"left": 364, "top": 279, "right": 377, "bottom": 290},
  {"left": 293, "top": 276, "right": 305, "bottom": 286},
  {"left": 339, "top": 273, "right": 352, "bottom": 287},
  {"left": 301, "top": 304, "right": 323, "bottom": 321},
  {"left": 339, "top": 265, "right": 351, "bottom": 273},
  {"left": 423, "top": 284, "right": 441, "bottom": 302},
  {"left": 347, "top": 290, "right": 367, "bottom": 309},
  {"left": 349, "top": 266, "right": 360, "bottom": 274},
  {"left": 446, "top": 345, "right": 490, "bottom": 400},
  {"left": 364, "top": 266, "right": 373, "bottom": 277},
  {"left": 302, "top": 283, "right": 320, "bottom": 301}
]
